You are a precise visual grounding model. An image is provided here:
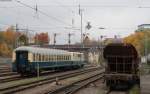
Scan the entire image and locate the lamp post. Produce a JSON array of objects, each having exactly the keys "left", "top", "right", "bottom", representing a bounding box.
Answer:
[{"left": 98, "top": 27, "right": 106, "bottom": 66}]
